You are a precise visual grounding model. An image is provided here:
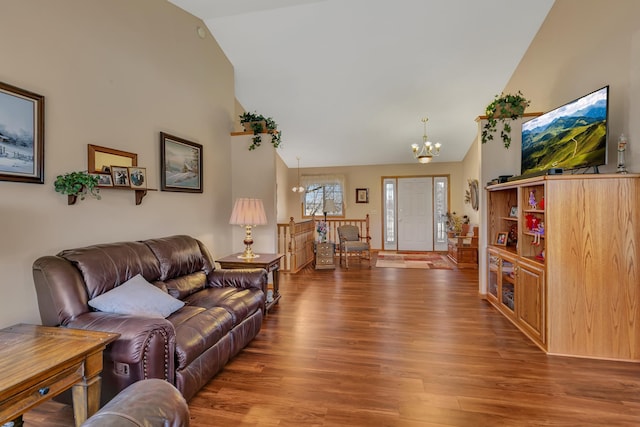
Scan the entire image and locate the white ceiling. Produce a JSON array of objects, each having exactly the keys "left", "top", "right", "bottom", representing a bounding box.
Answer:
[{"left": 168, "top": 0, "right": 555, "bottom": 168}]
